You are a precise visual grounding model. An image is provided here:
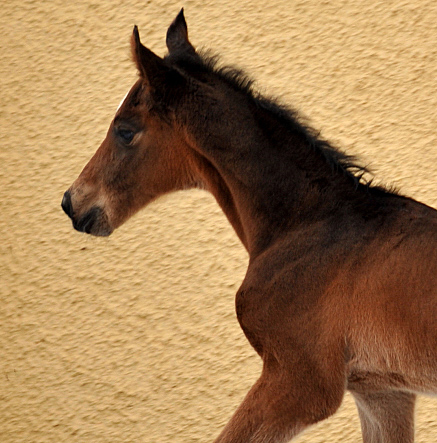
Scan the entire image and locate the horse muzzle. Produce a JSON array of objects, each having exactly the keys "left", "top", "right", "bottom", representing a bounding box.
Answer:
[{"left": 61, "top": 190, "right": 112, "bottom": 237}]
